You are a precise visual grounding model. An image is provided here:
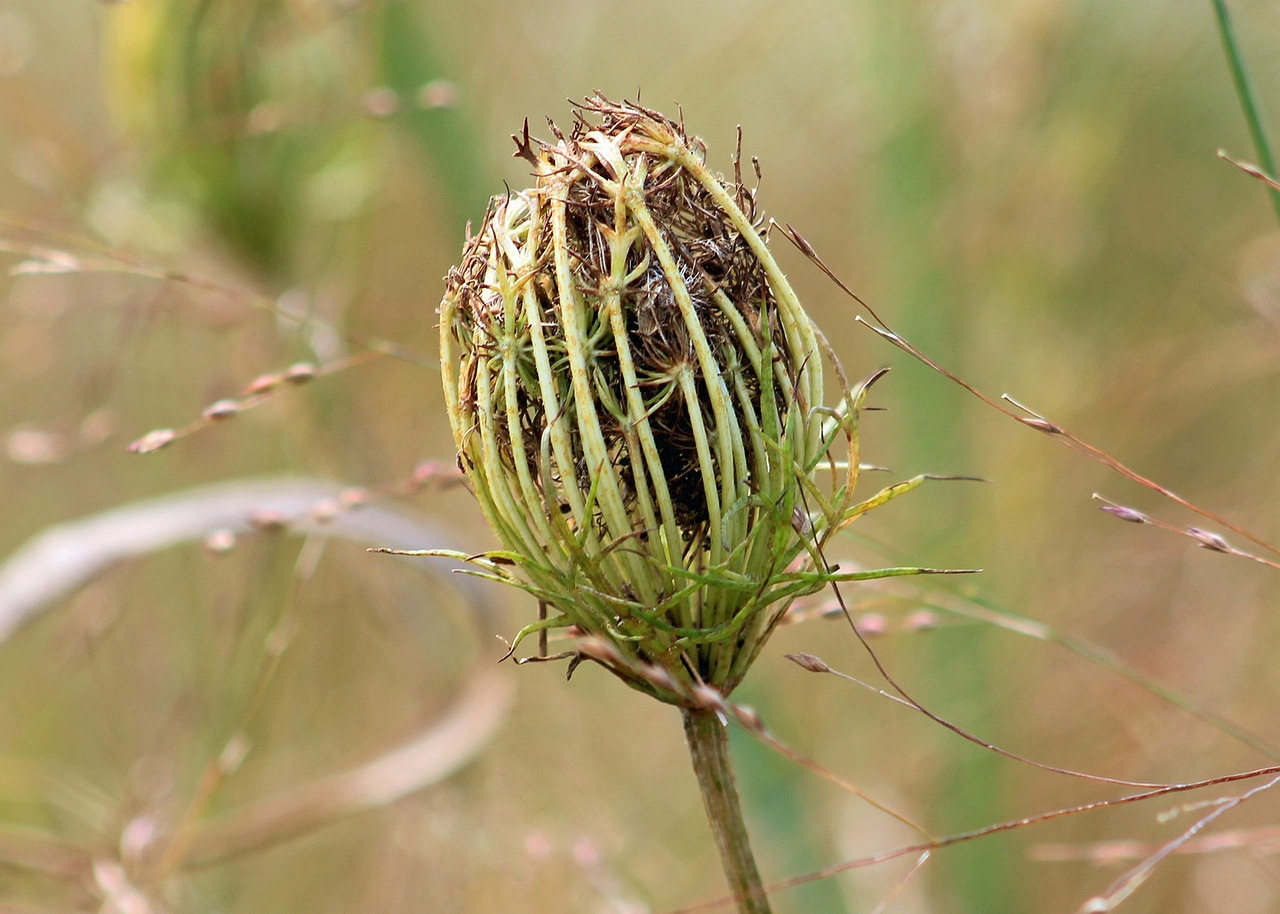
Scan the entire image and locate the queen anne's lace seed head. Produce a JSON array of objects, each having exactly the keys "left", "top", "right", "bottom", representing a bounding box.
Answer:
[{"left": 441, "top": 96, "right": 866, "bottom": 703}]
